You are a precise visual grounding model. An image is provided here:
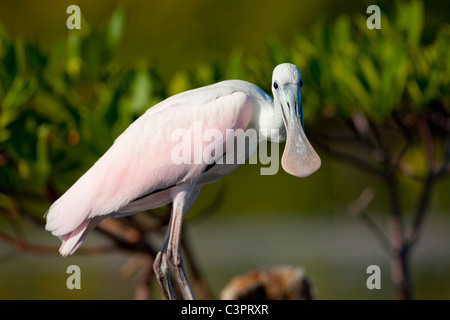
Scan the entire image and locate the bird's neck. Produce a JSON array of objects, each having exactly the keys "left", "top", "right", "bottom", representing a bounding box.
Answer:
[{"left": 256, "top": 97, "right": 286, "bottom": 143}]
